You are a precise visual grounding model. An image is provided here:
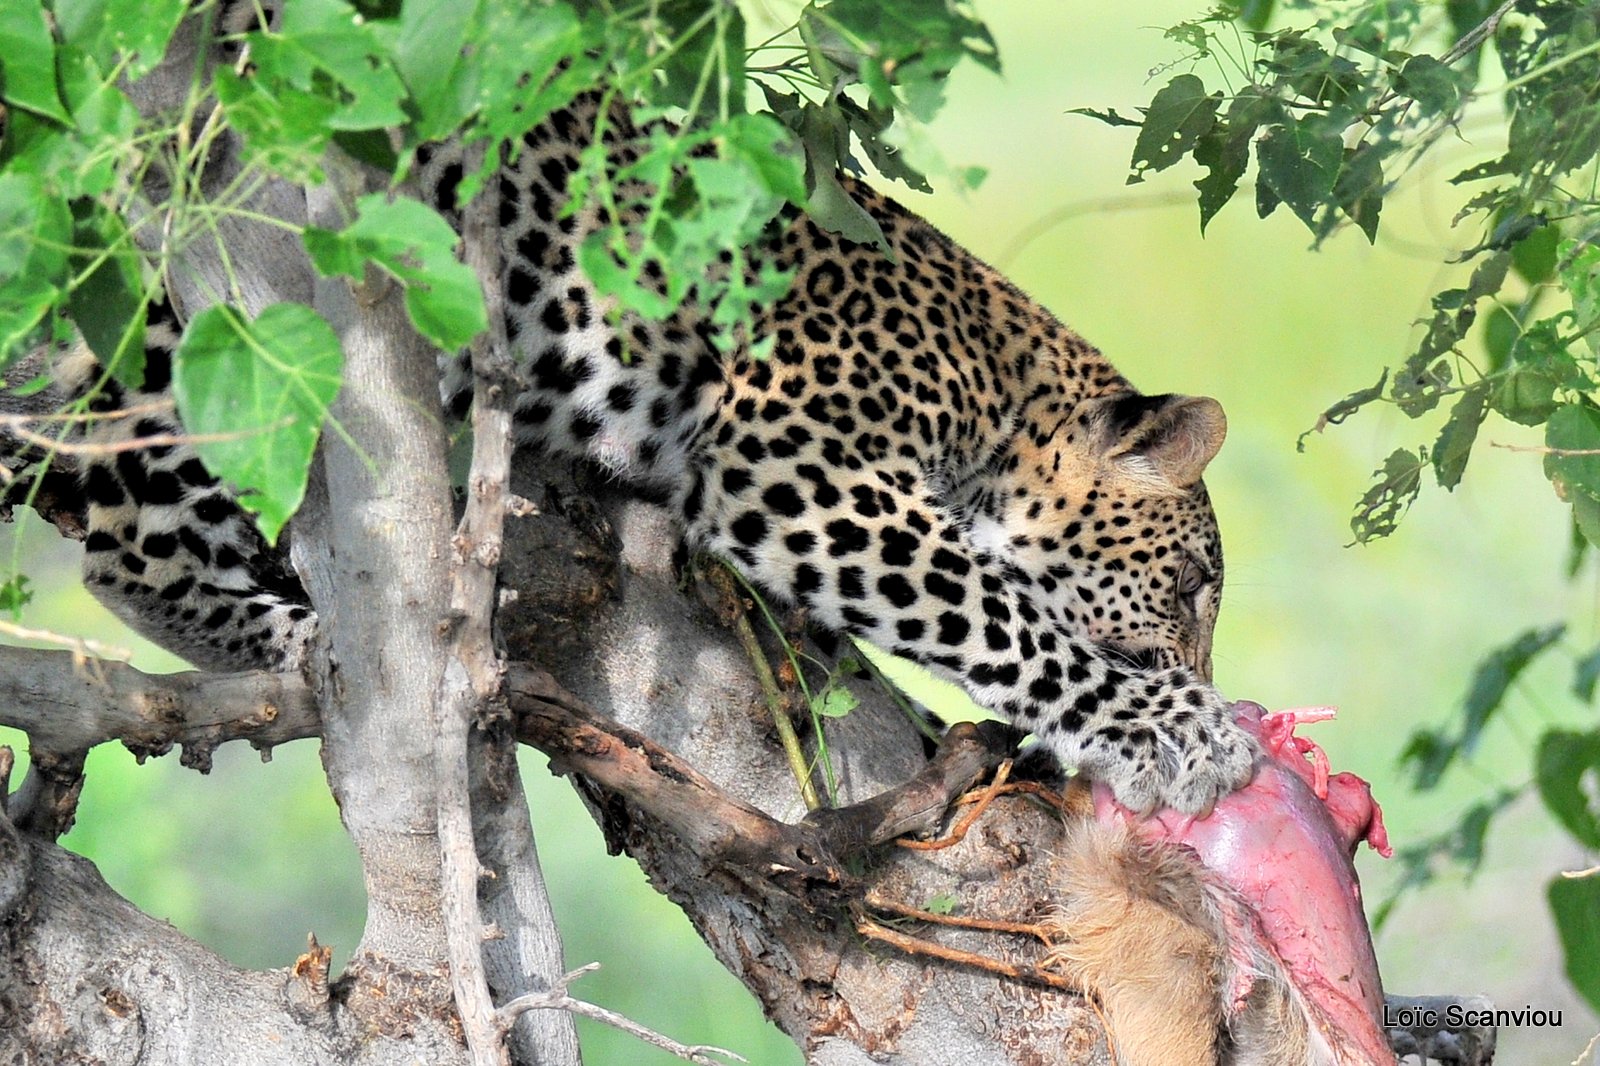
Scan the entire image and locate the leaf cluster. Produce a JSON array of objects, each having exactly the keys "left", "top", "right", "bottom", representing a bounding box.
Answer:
[
  {"left": 1092, "top": 0, "right": 1600, "bottom": 1010},
  {"left": 0, "top": 0, "right": 999, "bottom": 538},
  {"left": 1085, "top": 1, "right": 1600, "bottom": 544}
]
